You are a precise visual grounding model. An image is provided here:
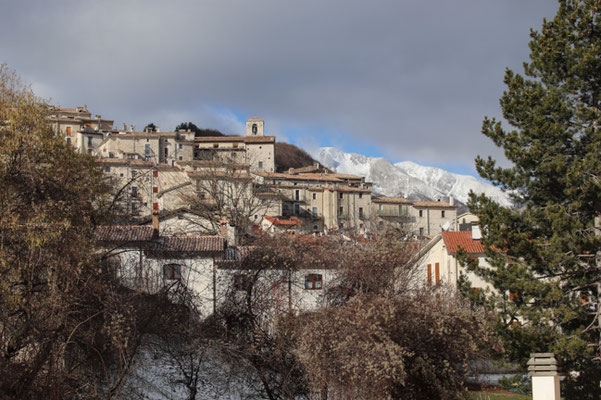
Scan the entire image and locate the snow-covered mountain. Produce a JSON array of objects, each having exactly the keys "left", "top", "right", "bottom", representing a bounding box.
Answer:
[{"left": 314, "top": 147, "right": 512, "bottom": 207}]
